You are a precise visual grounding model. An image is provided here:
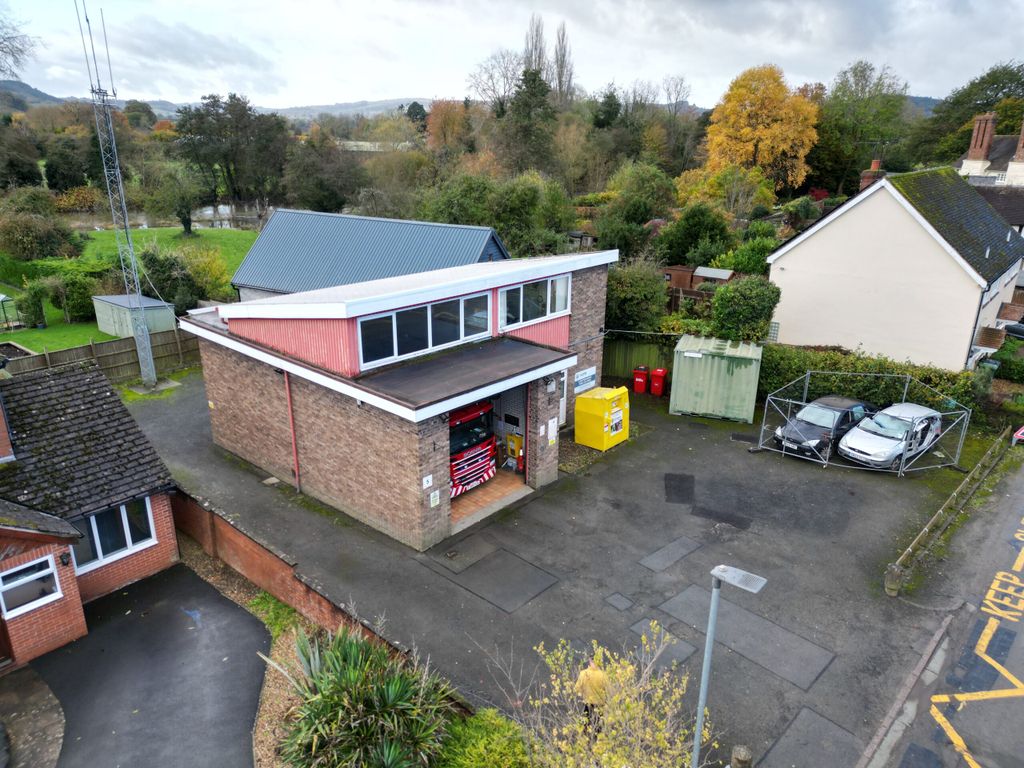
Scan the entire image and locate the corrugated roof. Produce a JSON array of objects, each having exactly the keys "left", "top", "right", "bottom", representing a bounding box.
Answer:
[
  {"left": 231, "top": 209, "right": 511, "bottom": 294},
  {"left": 887, "top": 168, "right": 1024, "bottom": 284},
  {"left": 673, "top": 334, "right": 763, "bottom": 361}
]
